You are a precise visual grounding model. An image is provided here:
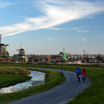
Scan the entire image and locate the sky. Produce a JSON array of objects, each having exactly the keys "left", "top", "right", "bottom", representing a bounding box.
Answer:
[{"left": 0, "top": 0, "right": 104, "bottom": 56}]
